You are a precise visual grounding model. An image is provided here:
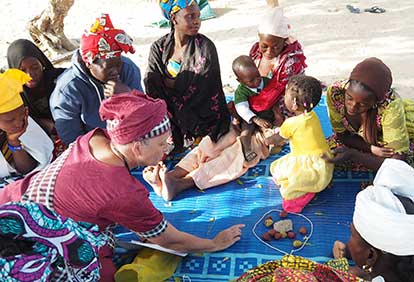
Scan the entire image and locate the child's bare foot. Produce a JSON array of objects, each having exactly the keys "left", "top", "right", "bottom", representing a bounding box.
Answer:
[
  {"left": 333, "top": 240, "right": 347, "bottom": 259},
  {"left": 143, "top": 162, "right": 177, "bottom": 201}
]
